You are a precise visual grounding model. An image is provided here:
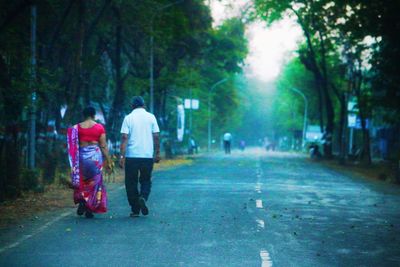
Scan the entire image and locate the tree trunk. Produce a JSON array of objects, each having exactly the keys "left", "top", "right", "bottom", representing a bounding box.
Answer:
[
  {"left": 0, "top": 56, "right": 22, "bottom": 200},
  {"left": 358, "top": 104, "right": 372, "bottom": 165},
  {"left": 162, "top": 87, "right": 168, "bottom": 129},
  {"left": 323, "top": 86, "right": 334, "bottom": 158},
  {"left": 337, "top": 93, "right": 347, "bottom": 164},
  {"left": 64, "top": 0, "right": 86, "bottom": 123},
  {"left": 354, "top": 69, "right": 371, "bottom": 165},
  {"left": 318, "top": 30, "right": 334, "bottom": 159},
  {"left": 107, "top": 6, "right": 125, "bottom": 143},
  {"left": 314, "top": 74, "right": 324, "bottom": 132}
]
